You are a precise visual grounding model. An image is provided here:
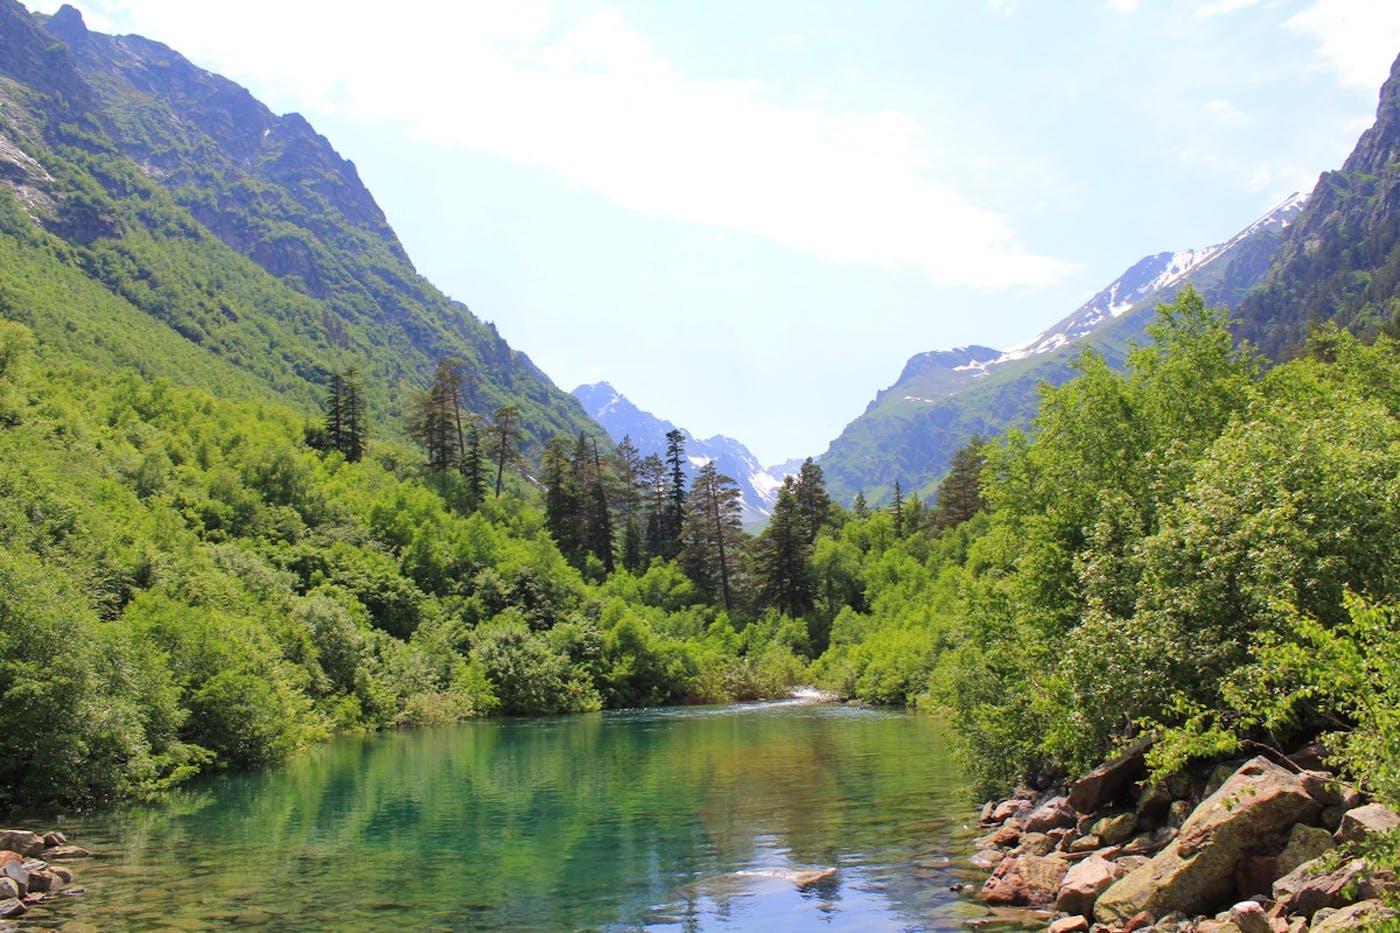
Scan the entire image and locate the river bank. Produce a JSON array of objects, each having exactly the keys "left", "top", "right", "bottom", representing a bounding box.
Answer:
[
  {"left": 0, "top": 830, "right": 90, "bottom": 928},
  {"left": 966, "top": 741, "right": 1399, "bottom": 932}
]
